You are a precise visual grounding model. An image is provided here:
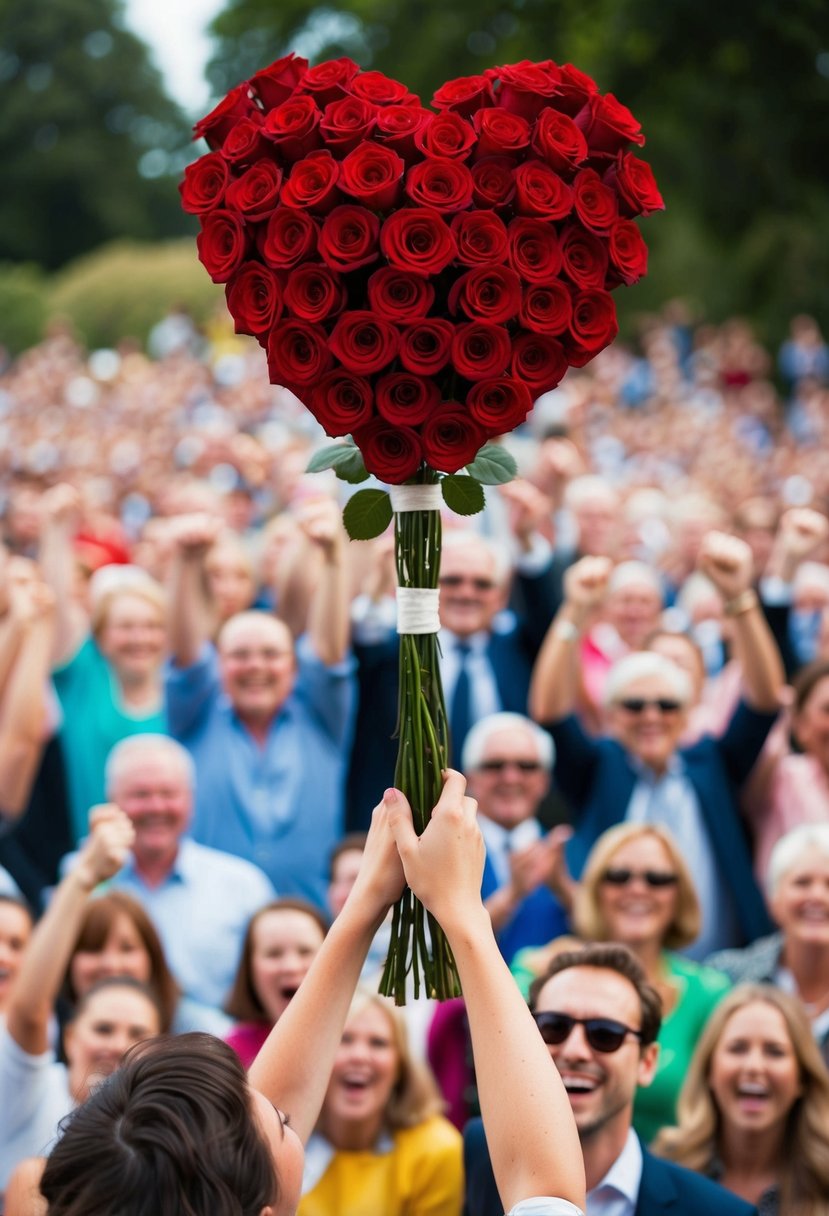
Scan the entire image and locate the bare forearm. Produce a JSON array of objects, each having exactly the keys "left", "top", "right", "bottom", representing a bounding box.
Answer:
[
  {"left": 167, "top": 554, "right": 214, "bottom": 667},
  {"left": 39, "top": 525, "right": 85, "bottom": 665},
  {"left": 0, "top": 618, "right": 53, "bottom": 816},
  {"left": 307, "top": 549, "right": 350, "bottom": 665},
  {"left": 0, "top": 615, "right": 26, "bottom": 696},
  {"left": 729, "top": 597, "right": 784, "bottom": 711},
  {"left": 529, "top": 610, "right": 584, "bottom": 722}
]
